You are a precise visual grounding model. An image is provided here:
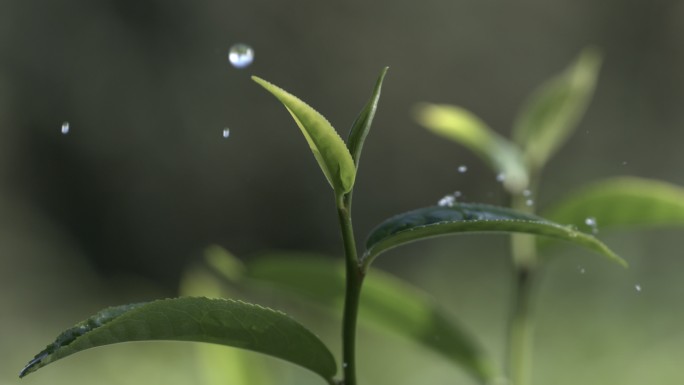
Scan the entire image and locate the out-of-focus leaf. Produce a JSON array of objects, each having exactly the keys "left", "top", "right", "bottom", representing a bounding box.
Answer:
[
  {"left": 363, "top": 203, "right": 625, "bottom": 268},
  {"left": 543, "top": 177, "right": 684, "bottom": 232},
  {"left": 415, "top": 103, "right": 528, "bottom": 193},
  {"left": 512, "top": 48, "right": 602, "bottom": 169},
  {"left": 253, "top": 76, "right": 356, "bottom": 194},
  {"left": 20, "top": 297, "right": 337, "bottom": 382},
  {"left": 241, "top": 254, "right": 498, "bottom": 384},
  {"left": 347, "top": 67, "right": 388, "bottom": 169}
]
